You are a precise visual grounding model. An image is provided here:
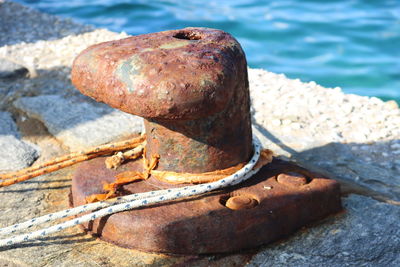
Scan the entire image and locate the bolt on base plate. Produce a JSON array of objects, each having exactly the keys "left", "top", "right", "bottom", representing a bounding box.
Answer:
[{"left": 71, "top": 157, "right": 341, "bottom": 255}]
